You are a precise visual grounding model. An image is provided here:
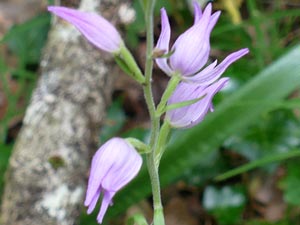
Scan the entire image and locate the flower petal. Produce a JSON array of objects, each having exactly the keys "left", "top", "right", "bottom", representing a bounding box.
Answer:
[
  {"left": 97, "top": 191, "right": 116, "bottom": 224},
  {"left": 193, "top": 1, "right": 202, "bottom": 24},
  {"left": 207, "top": 11, "right": 221, "bottom": 34},
  {"left": 183, "top": 59, "right": 217, "bottom": 83},
  {"left": 101, "top": 142, "right": 142, "bottom": 191},
  {"left": 84, "top": 138, "right": 125, "bottom": 206},
  {"left": 166, "top": 78, "right": 229, "bottom": 128},
  {"left": 85, "top": 137, "right": 142, "bottom": 223},
  {"left": 86, "top": 187, "right": 101, "bottom": 214},
  {"left": 183, "top": 79, "right": 229, "bottom": 128},
  {"left": 188, "top": 48, "right": 249, "bottom": 85},
  {"left": 170, "top": 4, "right": 212, "bottom": 76},
  {"left": 167, "top": 82, "right": 206, "bottom": 122},
  {"left": 155, "top": 8, "right": 173, "bottom": 75},
  {"left": 48, "top": 6, "right": 122, "bottom": 52}
]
